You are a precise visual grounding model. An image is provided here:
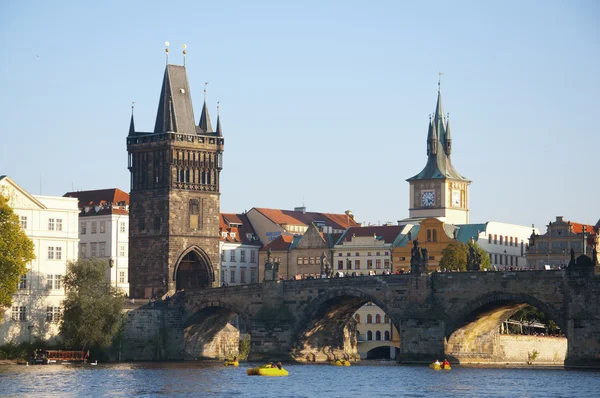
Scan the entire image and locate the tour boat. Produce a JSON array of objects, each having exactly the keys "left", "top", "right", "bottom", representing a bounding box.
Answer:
[{"left": 246, "top": 364, "right": 289, "bottom": 376}]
